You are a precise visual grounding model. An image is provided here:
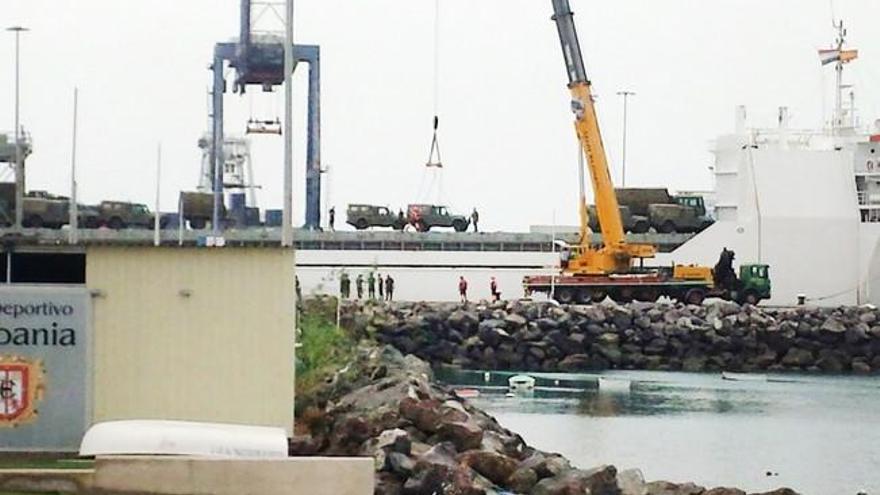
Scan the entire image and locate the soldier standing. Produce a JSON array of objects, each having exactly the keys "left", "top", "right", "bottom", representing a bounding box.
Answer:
[
  {"left": 340, "top": 272, "right": 351, "bottom": 299},
  {"left": 328, "top": 207, "right": 336, "bottom": 231},
  {"left": 368, "top": 272, "right": 377, "bottom": 299},
  {"left": 490, "top": 276, "right": 500, "bottom": 302},
  {"left": 385, "top": 275, "right": 395, "bottom": 301},
  {"left": 471, "top": 208, "right": 480, "bottom": 232},
  {"left": 378, "top": 272, "right": 384, "bottom": 299},
  {"left": 356, "top": 274, "right": 365, "bottom": 299}
]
